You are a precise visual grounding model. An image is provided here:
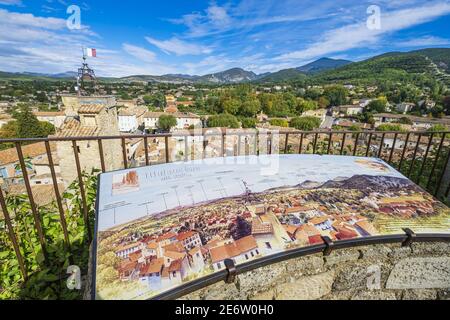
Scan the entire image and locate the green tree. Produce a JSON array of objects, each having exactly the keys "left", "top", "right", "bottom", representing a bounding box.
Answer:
[
  {"left": 323, "top": 85, "right": 348, "bottom": 106},
  {"left": 240, "top": 117, "right": 256, "bottom": 128},
  {"left": 290, "top": 117, "right": 321, "bottom": 130},
  {"left": 207, "top": 114, "right": 239, "bottom": 128},
  {"left": 14, "top": 105, "right": 47, "bottom": 138},
  {"left": 222, "top": 98, "right": 241, "bottom": 115},
  {"left": 158, "top": 114, "right": 177, "bottom": 132},
  {"left": 376, "top": 124, "right": 405, "bottom": 132},
  {"left": 269, "top": 118, "right": 289, "bottom": 128},
  {"left": 240, "top": 98, "right": 261, "bottom": 117},
  {"left": 39, "top": 121, "right": 56, "bottom": 136},
  {"left": 367, "top": 99, "right": 387, "bottom": 113}
]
